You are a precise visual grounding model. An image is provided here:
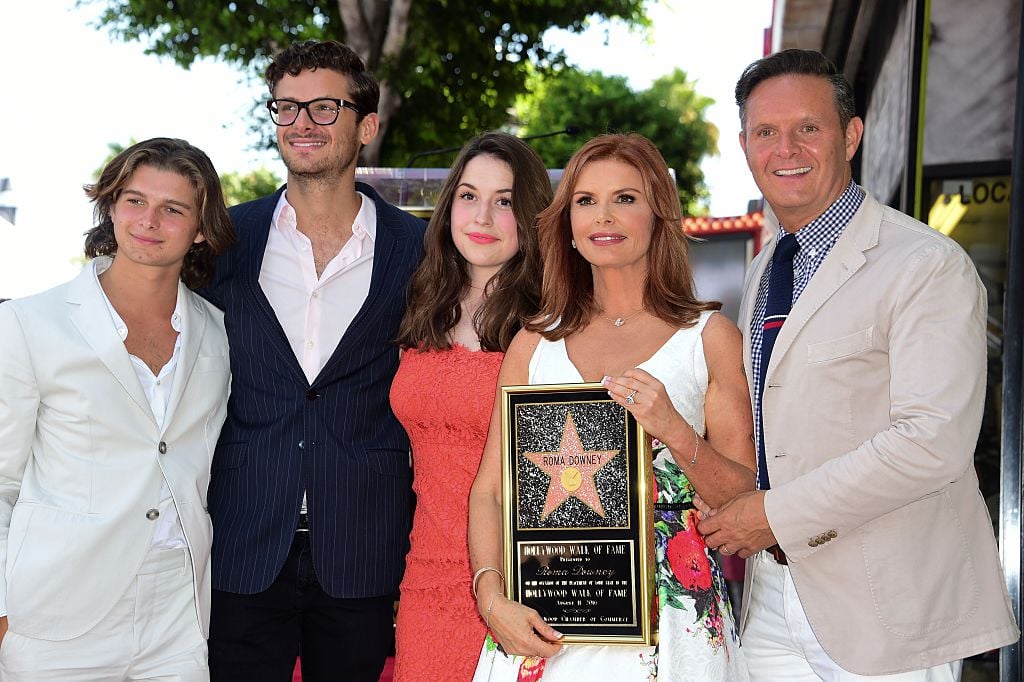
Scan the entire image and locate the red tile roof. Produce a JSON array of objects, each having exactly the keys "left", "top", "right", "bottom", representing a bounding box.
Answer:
[{"left": 682, "top": 211, "right": 764, "bottom": 236}]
